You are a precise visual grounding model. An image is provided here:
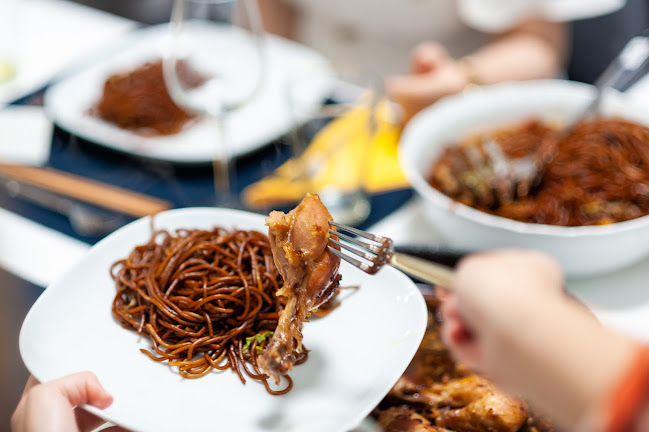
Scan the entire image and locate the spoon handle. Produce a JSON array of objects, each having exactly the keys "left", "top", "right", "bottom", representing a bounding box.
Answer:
[{"left": 585, "top": 32, "right": 649, "bottom": 117}]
